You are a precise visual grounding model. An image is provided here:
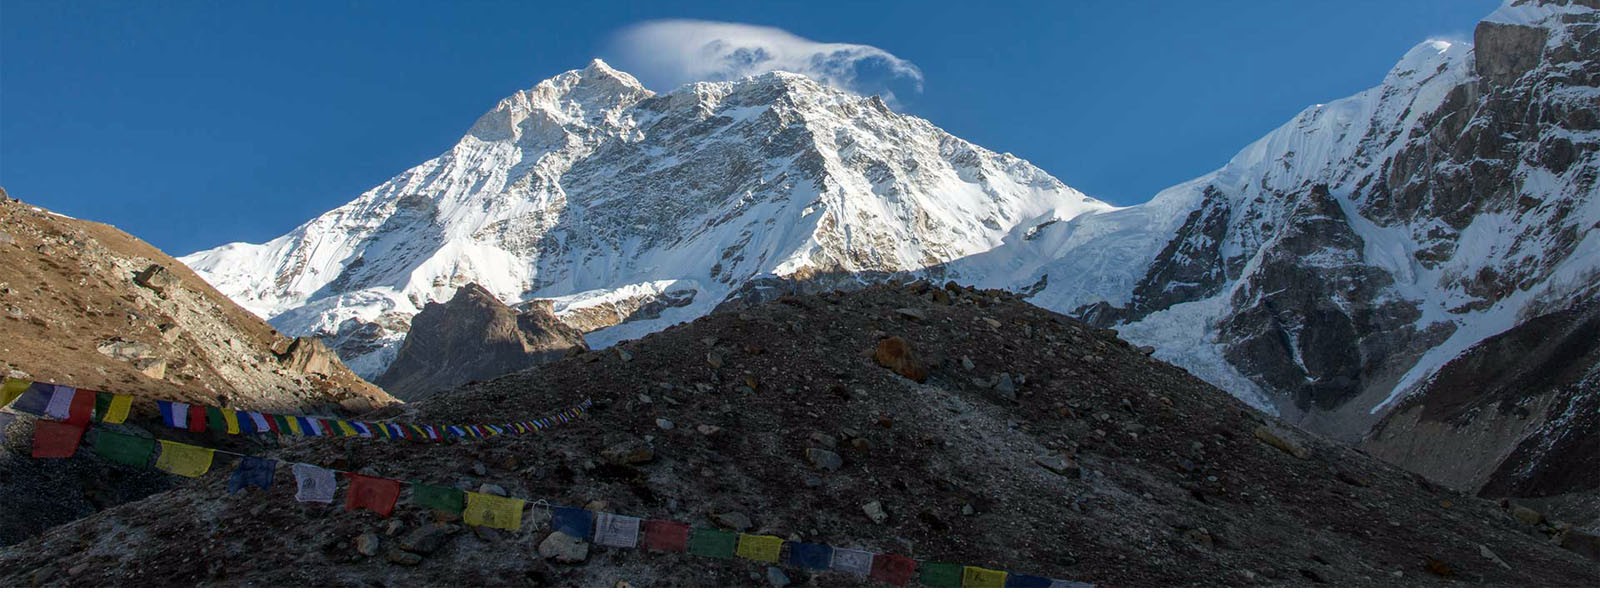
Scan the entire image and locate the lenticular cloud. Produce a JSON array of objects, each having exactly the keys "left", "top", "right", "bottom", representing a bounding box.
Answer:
[{"left": 605, "top": 20, "right": 923, "bottom": 101}]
